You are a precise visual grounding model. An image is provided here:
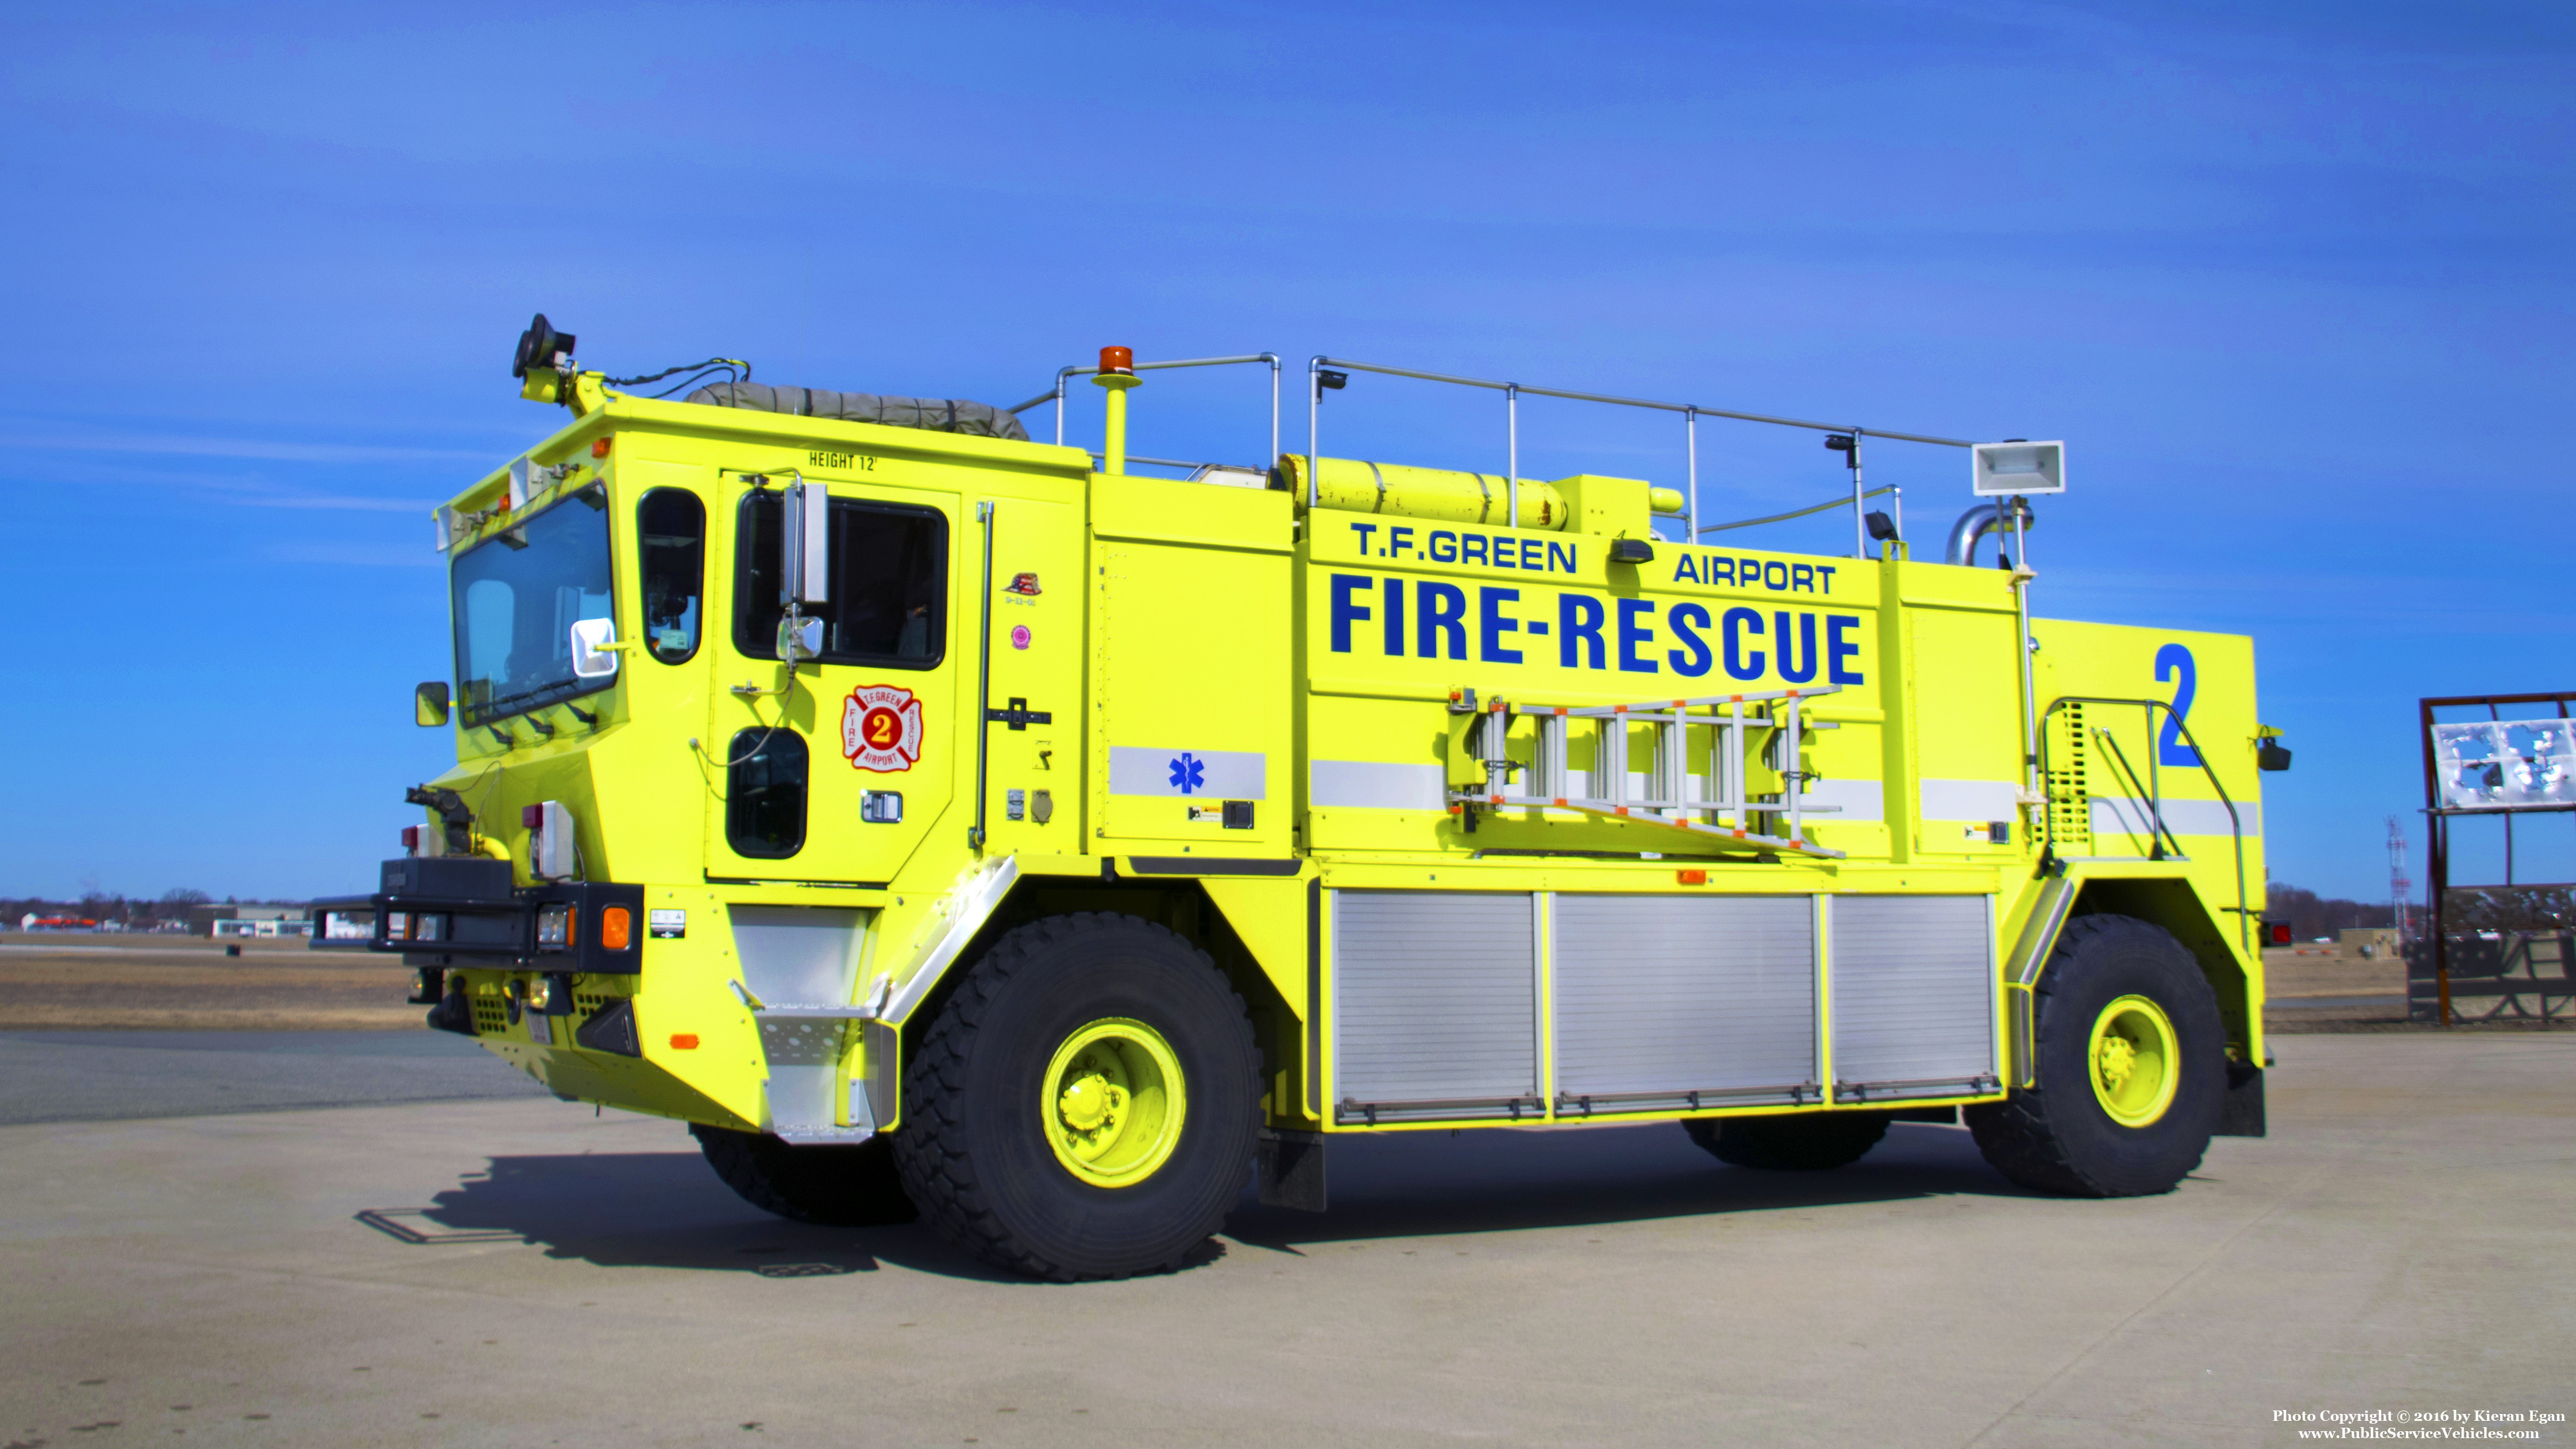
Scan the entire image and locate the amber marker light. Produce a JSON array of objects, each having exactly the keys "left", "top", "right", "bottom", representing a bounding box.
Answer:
[
  {"left": 1098, "top": 345, "right": 1135, "bottom": 376},
  {"left": 1677, "top": 869, "right": 1709, "bottom": 885},
  {"left": 600, "top": 906, "right": 632, "bottom": 951},
  {"left": 670, "top": 1034, "right": 700, "bottom": 1050}
]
